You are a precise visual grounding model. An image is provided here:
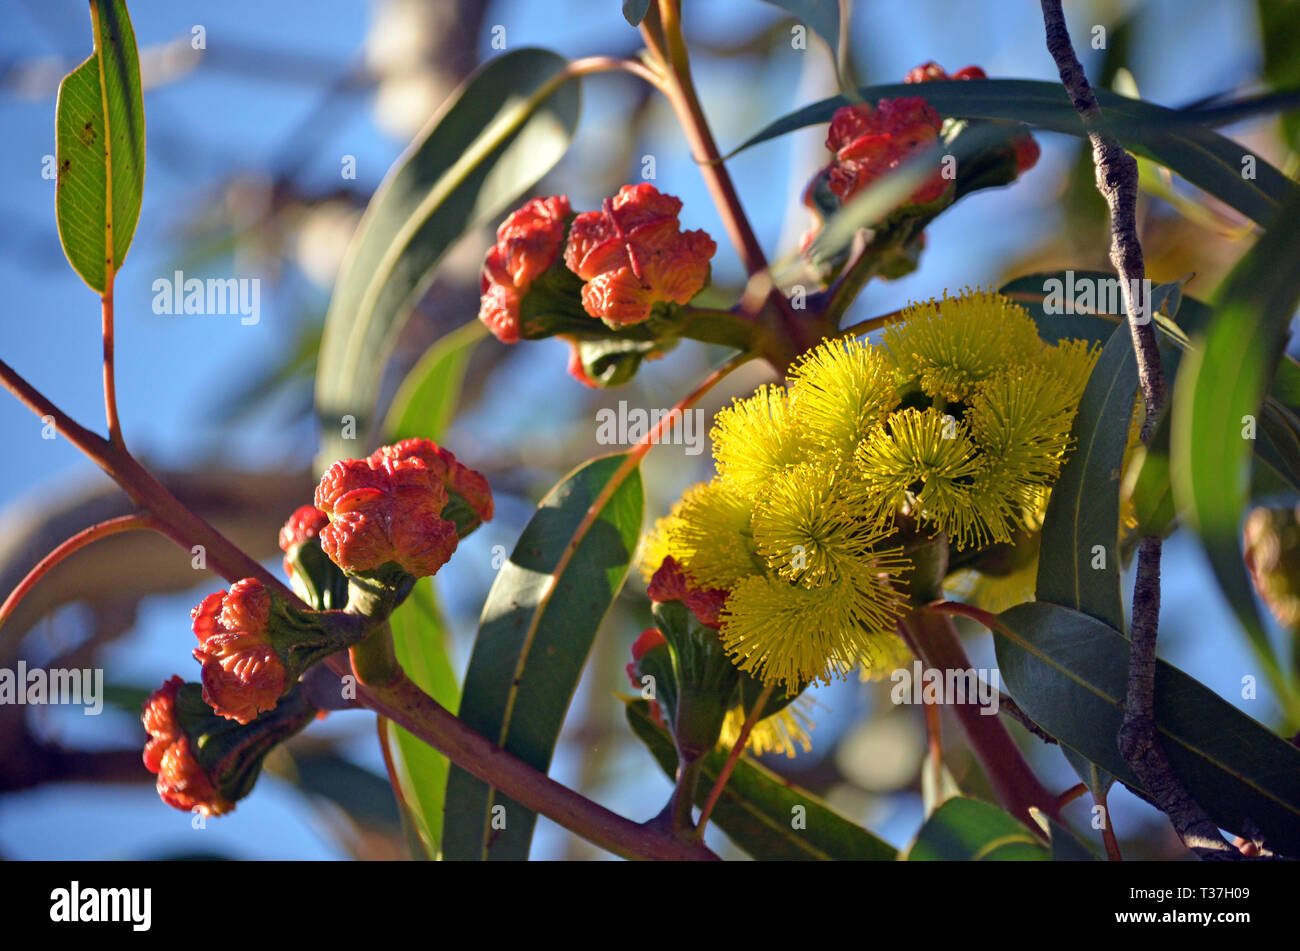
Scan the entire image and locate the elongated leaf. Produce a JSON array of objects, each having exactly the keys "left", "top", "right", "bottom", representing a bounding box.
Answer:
[
  {"left": 55, "top": 0, "right": 145, "bottom": 293},
  {"left": 993, "top": 601, "right": 1300, "bottom": 855},
  {"left": 383, "top": 321, "right": 486, "bottom": 442},
  {"left": 315, "top": 49, "right": 581, "bottom": 466},
  {"left": 1044, "top": 815, "right": 1100, "bottom": 861},
  {"left": 729, "top": 80, "right": 1298, "bottom": 226},
  {"left": 998, "top": 273, "right": 1118, "bottom": 347},
  {"left": 622, "top": 0, "right": 652, "bottom": 26},
  {"left": 386, "top": 577, "right": 460, "bottom": 857},
  {"left": 1037, "top": 323, "right": 1137, "bottom": 633},
  {"left": 625, "top": 700, "right": 896, "bottom": 860},
  {"left": 443, "top": 454, "right": 643, "bottom": 860},
  {"left": 762, "top": 1, "right": 840, "bottom": 64},
  {"left": 906, "top": 797, "right": 1047, "bottom": 861},
  {"left": 1061, "top": 746, "right": 1115, "bottom": 804},
  {"left": 1171, "top": 190, "right": 1300, "bottom": 718}
]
